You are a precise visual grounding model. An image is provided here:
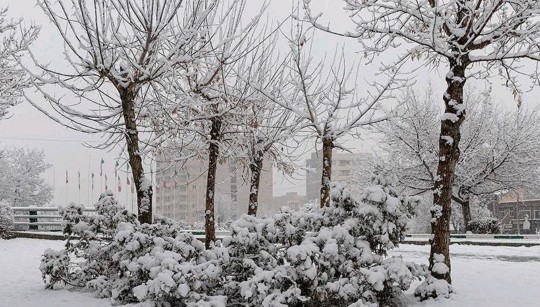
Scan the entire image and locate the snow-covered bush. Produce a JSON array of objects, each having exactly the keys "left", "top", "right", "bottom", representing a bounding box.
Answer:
[
  {"left": 222, "top": 174, "right": 425, "bottom": 306},
  {"left": 0, "top": 200, "right": 14, "bottom": 238},
  {"left": 41, "top": 176, "right": 428, "bottom": 306},
  {"left": 467, "top": 218, "right": 501, "bottom": 234},
  {"left": 41, "top": 192, "right": 227, "bottom": 305}
]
